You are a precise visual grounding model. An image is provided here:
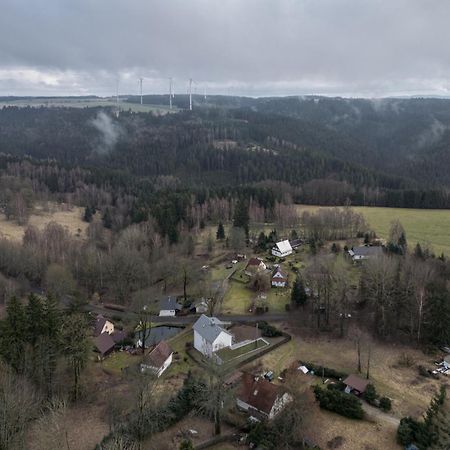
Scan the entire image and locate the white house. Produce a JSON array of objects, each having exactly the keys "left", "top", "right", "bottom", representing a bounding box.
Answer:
[
  {"left": 193, "top": 314, "right": 233, "bottom": 357},
  {"left": 271, "top": 240, "right": 293, "bottom": 258},
  {"left": 94, "top": 315, "right": 114, "bottom": 337},
  {"left": 348, "top": 245, "right": 383, "bottom": 262},
  {"left": 271, "top": 266, "right": 288, "bottom": 288},
  {"left": 159, "top": 297, "right": 183, "bottom": 317},
  {"left": 236, "top": 373, "right": 292, "bottom": 420},
  {"left": 140, "top": 340, "right": 173, "bottom": 377}
]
